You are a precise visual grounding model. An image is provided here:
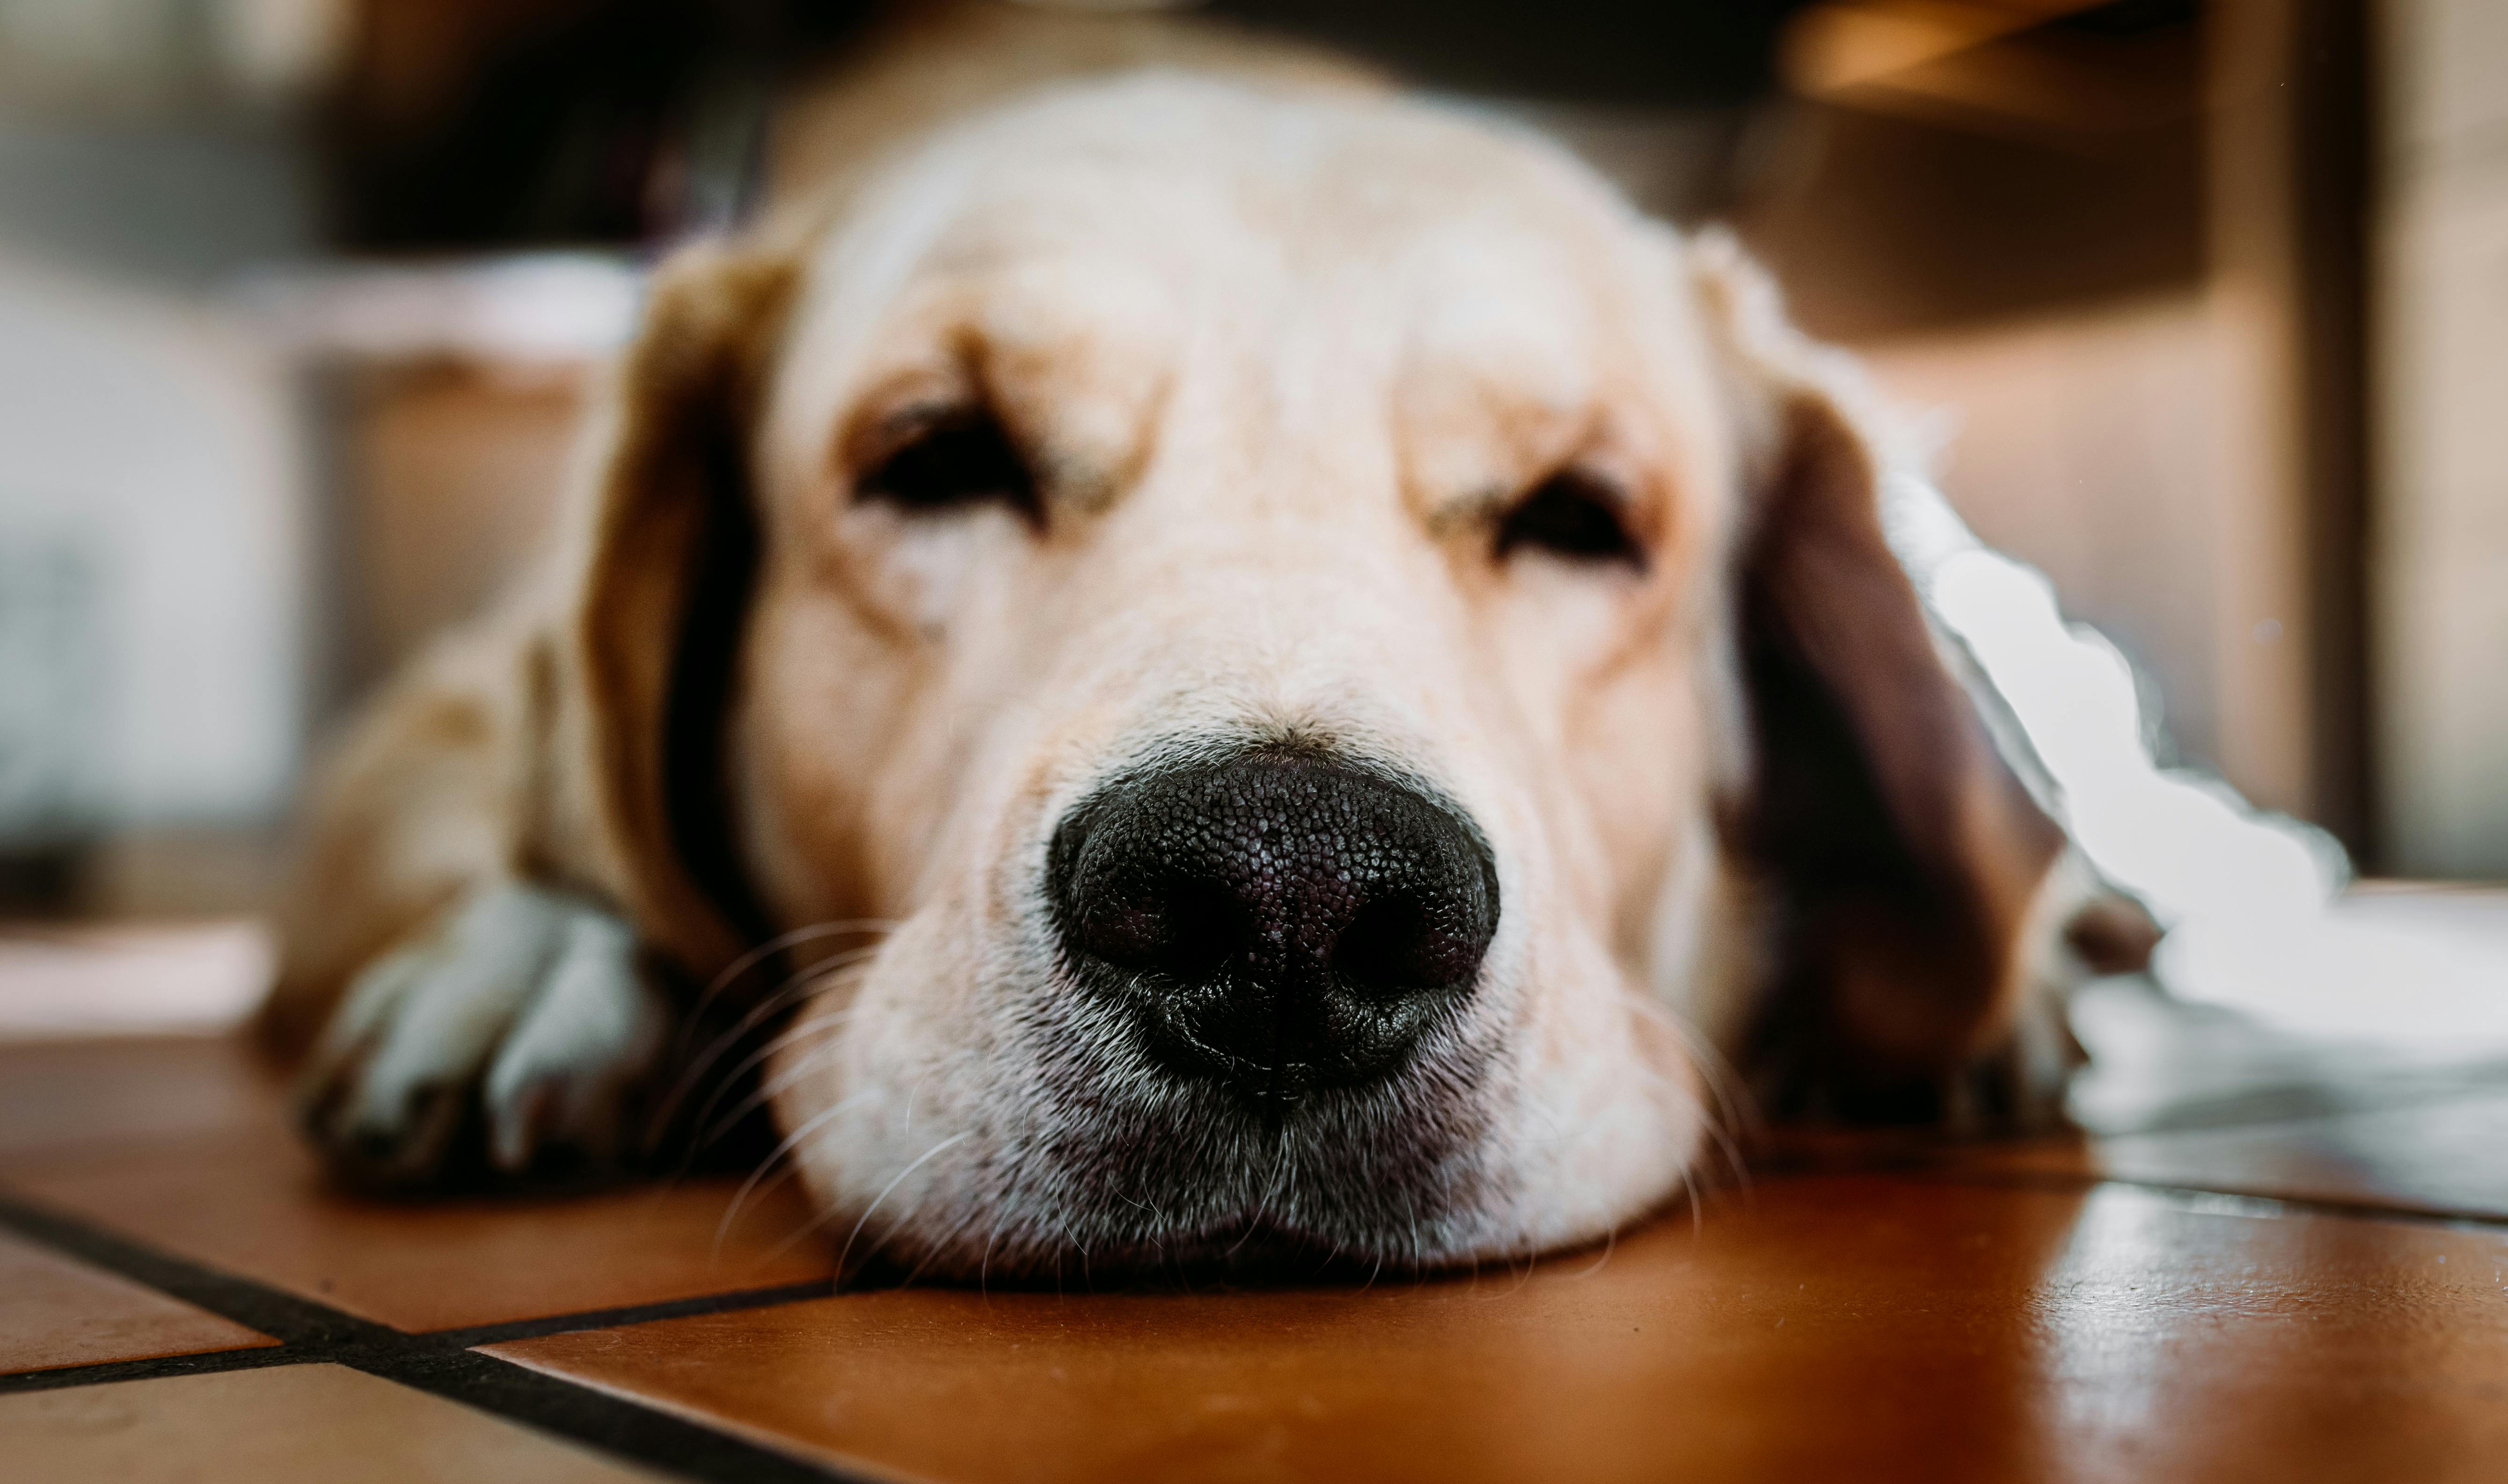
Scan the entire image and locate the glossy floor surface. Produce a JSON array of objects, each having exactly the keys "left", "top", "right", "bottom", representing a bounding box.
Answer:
[{"left": 5, "top": 962, "right": 2507, "bottom": 1481}]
